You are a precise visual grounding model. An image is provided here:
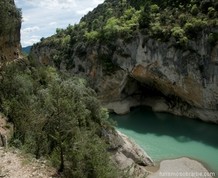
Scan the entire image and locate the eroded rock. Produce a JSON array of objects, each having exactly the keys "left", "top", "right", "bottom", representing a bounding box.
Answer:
[{"left": 107, "top": 130, "right": 153, "bottom": 178}]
